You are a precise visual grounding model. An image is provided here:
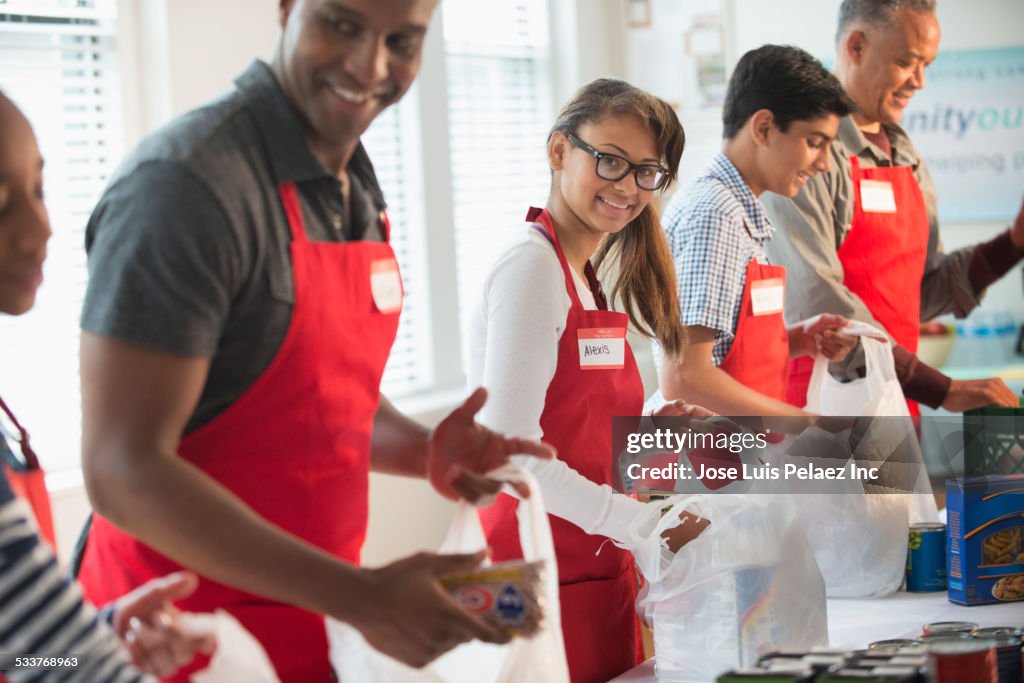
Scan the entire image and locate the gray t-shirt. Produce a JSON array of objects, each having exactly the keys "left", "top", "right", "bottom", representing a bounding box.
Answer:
[{"left": 81, "top": 60, "right": 387, "bottom": 433}]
